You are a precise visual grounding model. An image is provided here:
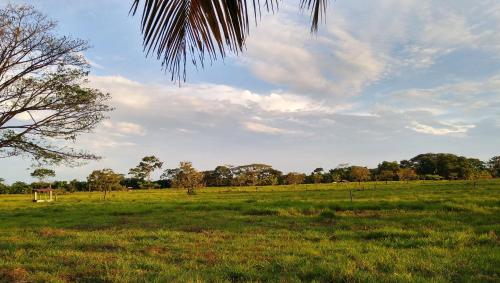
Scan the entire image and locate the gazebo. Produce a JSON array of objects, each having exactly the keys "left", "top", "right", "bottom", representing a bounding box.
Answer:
[{"left": 32, "top": 188, "right": 55, "bottom": 203}]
